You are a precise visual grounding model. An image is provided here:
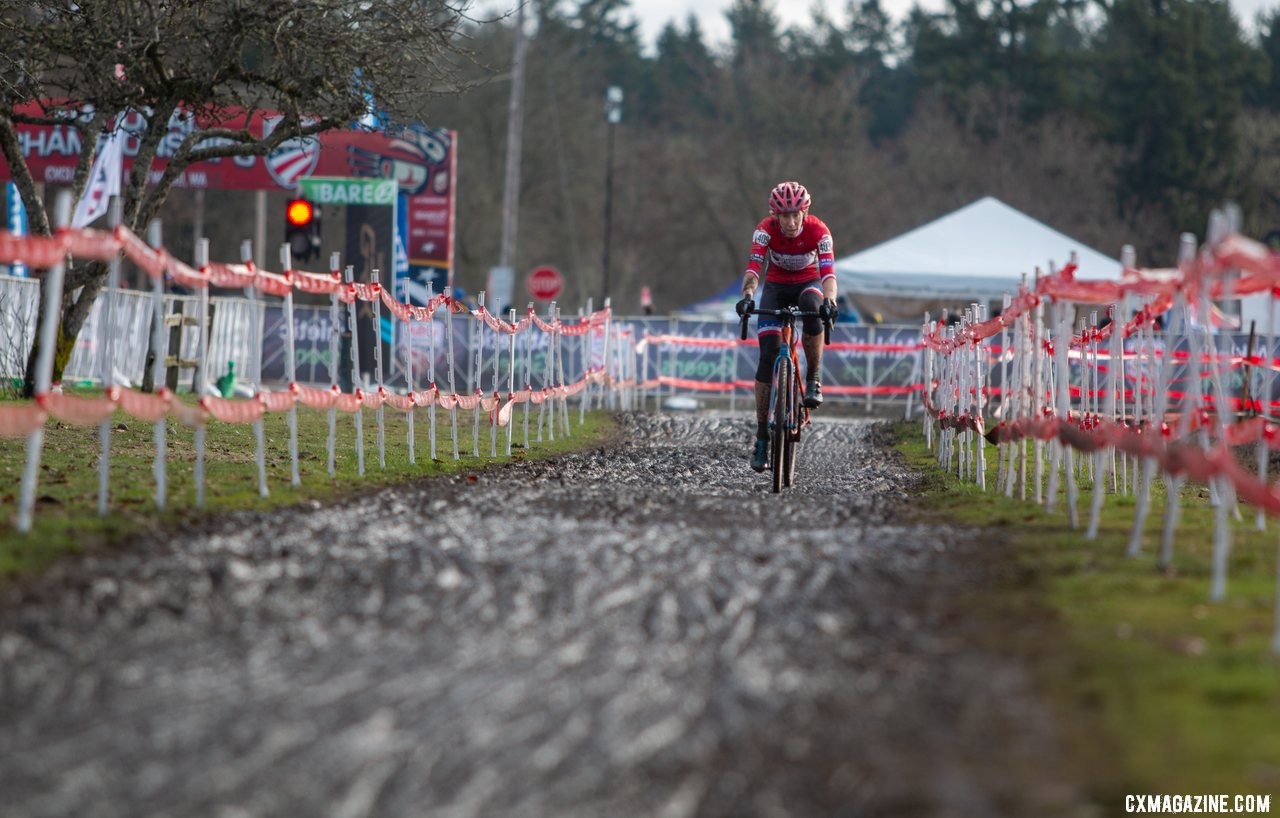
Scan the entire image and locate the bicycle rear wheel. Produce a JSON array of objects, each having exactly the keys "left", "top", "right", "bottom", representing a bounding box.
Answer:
[{"left": 771, "top": 356, "right": 792, "bottom": 493}]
